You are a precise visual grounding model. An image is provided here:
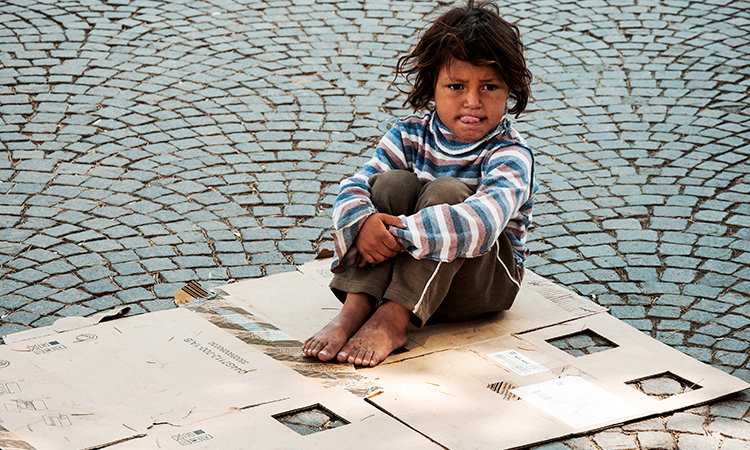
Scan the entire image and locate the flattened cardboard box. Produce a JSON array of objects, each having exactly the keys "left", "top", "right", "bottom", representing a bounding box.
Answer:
[
  {"left": 0, "top": 301, "right": 433, "bottom": 449},
  {"left": 219, "top": 258, "right": 749, "bottom": 448},
  {"left": 0, "top": 258, "right": 747, "bottom": 450}
]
